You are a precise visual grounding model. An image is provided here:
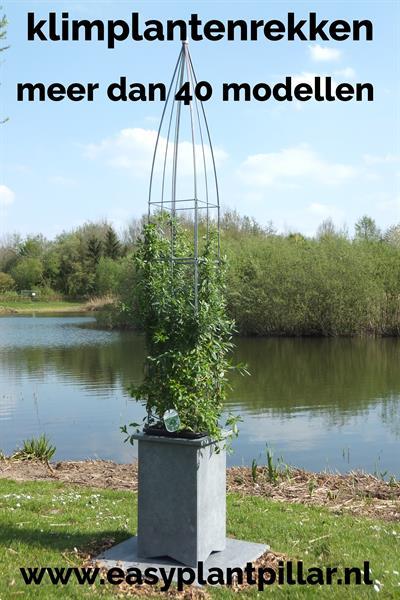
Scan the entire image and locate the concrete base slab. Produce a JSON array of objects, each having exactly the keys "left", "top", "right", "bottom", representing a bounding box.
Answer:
[{"left": 95, "top": 536, "right": 269, "bottom": 582}]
